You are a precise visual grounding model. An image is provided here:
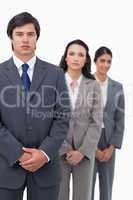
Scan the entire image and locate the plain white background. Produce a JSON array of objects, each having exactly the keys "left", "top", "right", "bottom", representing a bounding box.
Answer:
[{"left": 0, "top": 0, "right": 132, "bottom": 199}]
